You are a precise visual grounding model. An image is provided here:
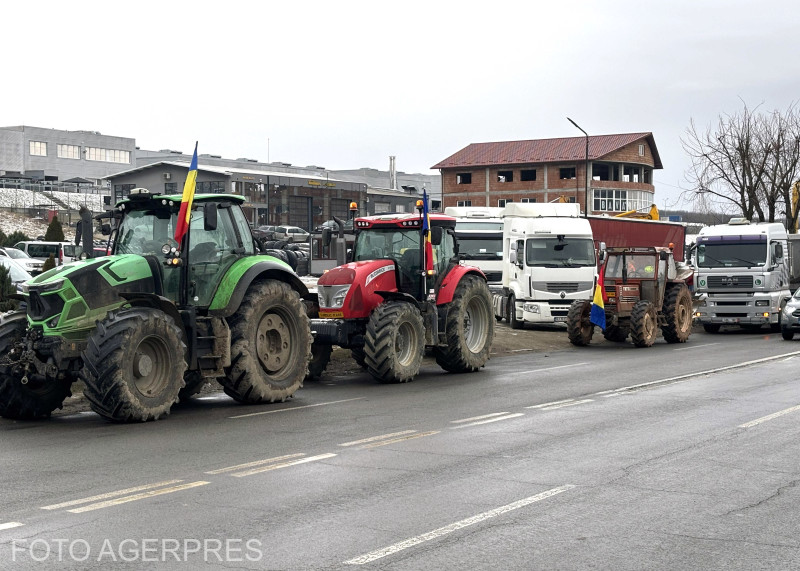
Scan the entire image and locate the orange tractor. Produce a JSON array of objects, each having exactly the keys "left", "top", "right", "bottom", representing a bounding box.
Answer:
[{"left": 309, "top": 200, "right": 494, "bottom": 382}]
